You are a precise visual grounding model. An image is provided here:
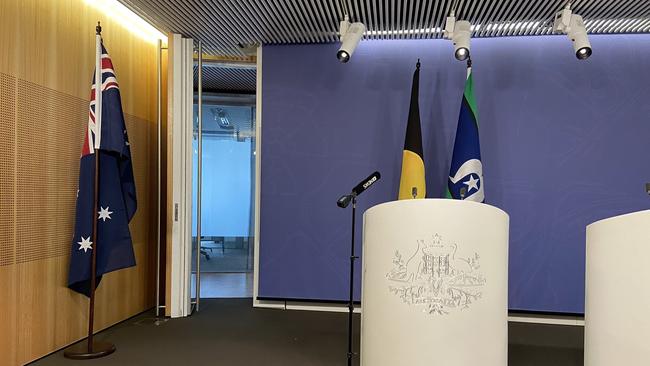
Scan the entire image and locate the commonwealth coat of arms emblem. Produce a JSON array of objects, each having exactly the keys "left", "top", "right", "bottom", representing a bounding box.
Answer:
[{"left": 386, "top": 233, "right": 486, "bottom": 315}]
